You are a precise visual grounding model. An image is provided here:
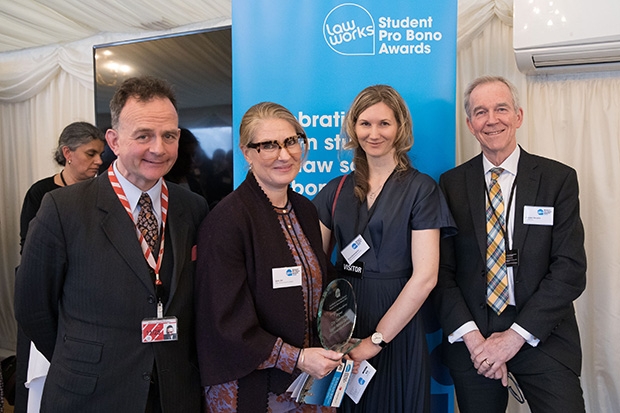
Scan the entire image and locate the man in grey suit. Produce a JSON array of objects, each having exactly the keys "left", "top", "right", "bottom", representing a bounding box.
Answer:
[
  {"left": 15, "top": 76, "right": 208, "bottom": 412},
  {"left": 433, "top": 75, "right": 586, "bottom": 412}
]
